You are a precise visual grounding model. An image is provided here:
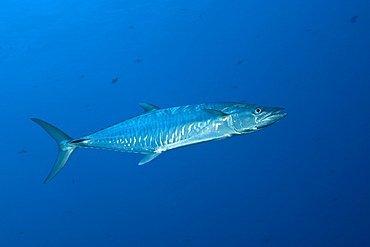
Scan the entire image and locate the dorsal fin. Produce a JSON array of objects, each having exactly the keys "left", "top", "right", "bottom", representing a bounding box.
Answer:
[{"left": 139, "top": 103, "right": 161, "bottom": 112}]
